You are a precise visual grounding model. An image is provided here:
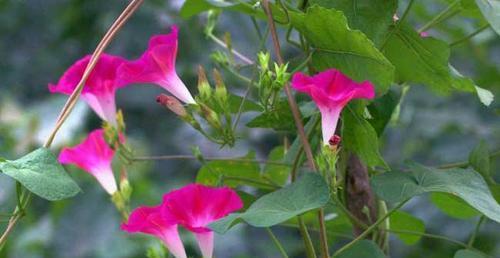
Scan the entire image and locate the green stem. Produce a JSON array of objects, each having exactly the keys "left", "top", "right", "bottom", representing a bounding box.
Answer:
[
  {"left": 386, "top": 229, "right": 468, "bottom": 248},
  {"left": 222, "top": 176, "right": 280, "bottom": 189},
  {"left": 450, "top": 24, "right": 491, "bottom": 47},
  {"left": 380, "top": 0, "right": 415, "bottom": 50},
  {"left": 438, "top": 150, "right": 500, "bottom": 169},
  {"left": 298, "top": 217, "right": 318, "bottom": 258},
  {"left": 467, "top": 216, "right": 485, "bottom": 248},
  {"left": 208, "top": 34, "right": 254, "bottom": 65},
  {"left": 132, "top": 155, "right": 290, "bottom": 166},
  {"left": 332, "top": 200, "right": 409, "bottom": 257},
  {"left": 266, "top": 228, "right": 290, "bottom": 258},
  {"left": 418, "top": 0, "right": 460, "bottom": 33}
]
